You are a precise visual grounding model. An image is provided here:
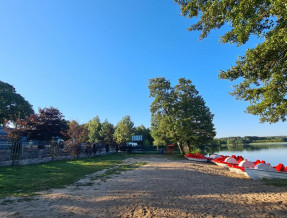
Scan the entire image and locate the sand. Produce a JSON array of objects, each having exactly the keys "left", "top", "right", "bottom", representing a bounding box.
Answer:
[{"left": 0, "top": 156, "right": 287, "bottom": 217}]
